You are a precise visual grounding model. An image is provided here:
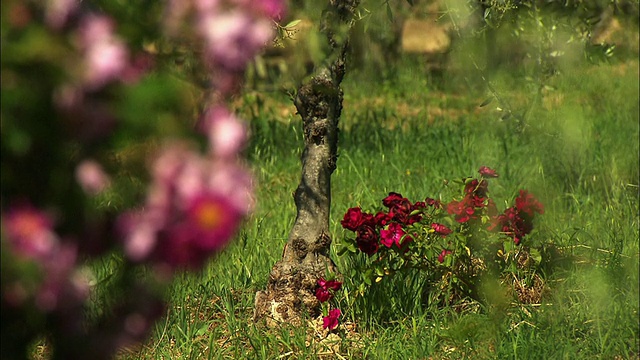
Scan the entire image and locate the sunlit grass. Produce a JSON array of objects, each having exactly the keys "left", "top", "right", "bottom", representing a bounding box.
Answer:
[{"left": 109, "top": 55, "right": 640, "bottom": 360}]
